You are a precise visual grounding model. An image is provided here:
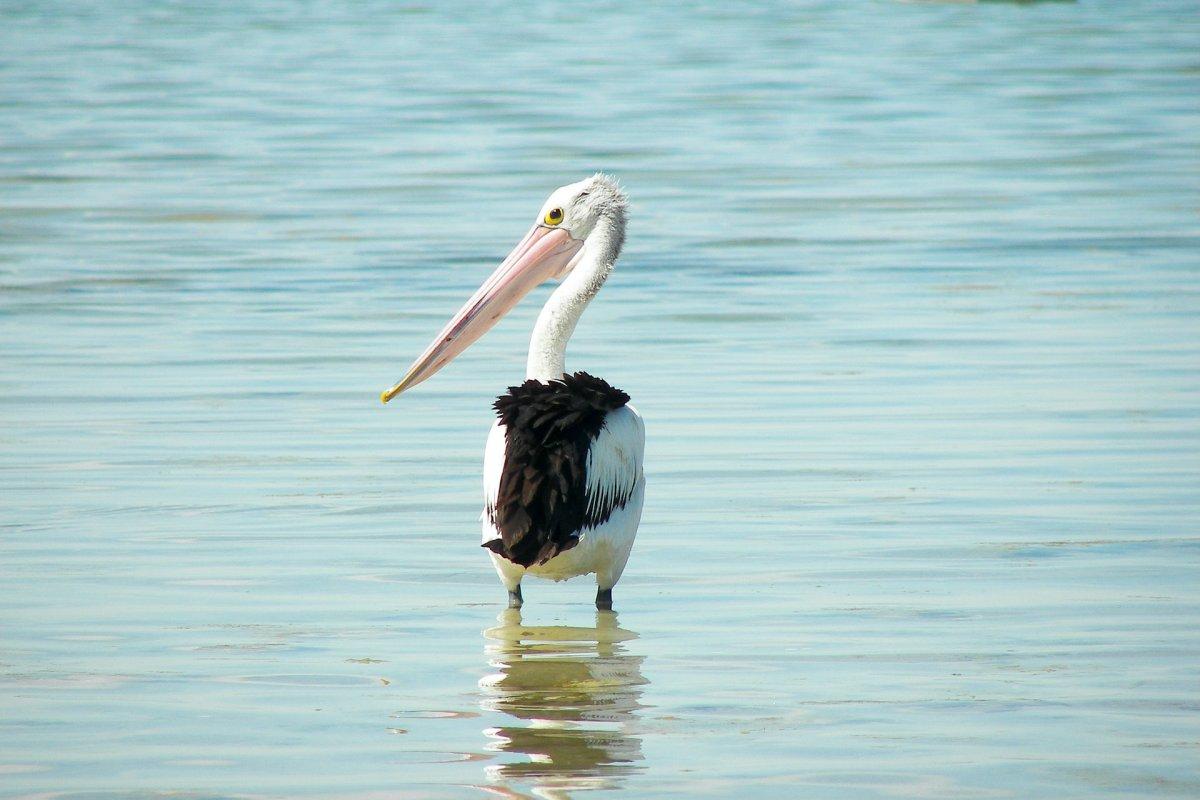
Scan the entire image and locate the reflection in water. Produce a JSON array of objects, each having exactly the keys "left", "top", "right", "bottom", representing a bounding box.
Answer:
[{"left": 479, "top": 609, "right": 647, "bottom": 795}]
